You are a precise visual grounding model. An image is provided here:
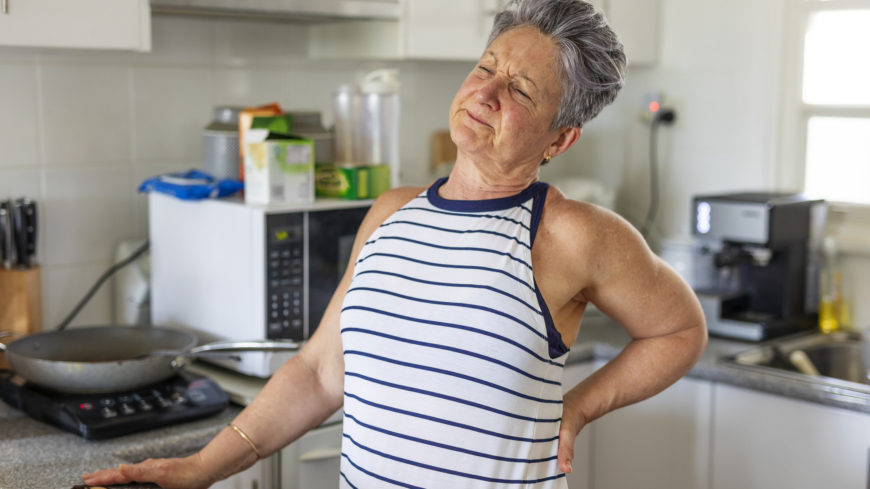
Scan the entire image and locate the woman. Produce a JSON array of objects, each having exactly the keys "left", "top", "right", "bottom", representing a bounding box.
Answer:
[{"left": 84, "top": 0, "right": 706, "bottom": 487}]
